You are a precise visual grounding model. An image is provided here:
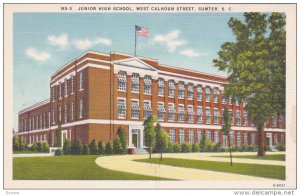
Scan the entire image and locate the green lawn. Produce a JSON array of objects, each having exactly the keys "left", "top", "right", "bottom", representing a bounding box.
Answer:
[
  {"left": 13, "top": 150, "right": 48, "bottom": 154},
  {"left": 213, "top": 154, "right": 285, "bottom": 161},
  {"left": 135, "top": 158, "right": 285, "bottom": 180},
  {"left": 13, "top": 155, "right": 171, "bottom": 180}
]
